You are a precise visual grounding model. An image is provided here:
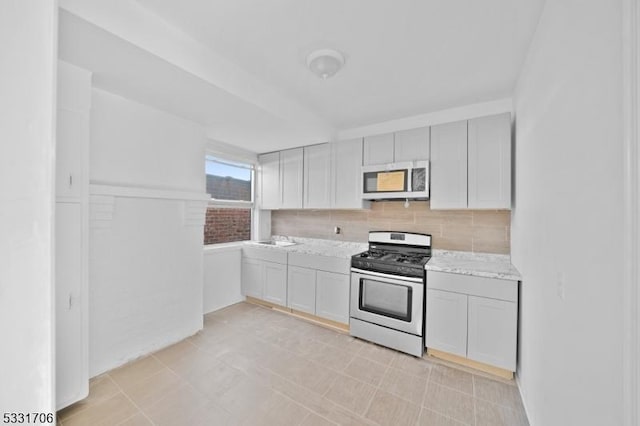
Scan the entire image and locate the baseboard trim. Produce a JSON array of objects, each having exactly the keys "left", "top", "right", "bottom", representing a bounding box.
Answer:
[
  {"left": 244, "top": 297, "right": 350, "bottom": 333},
  {"left": 426, "top": 348, "right": 513, "bottom": 380},
  {"left": 515, "top": 373, "right": 533, "bottom": 426}
]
